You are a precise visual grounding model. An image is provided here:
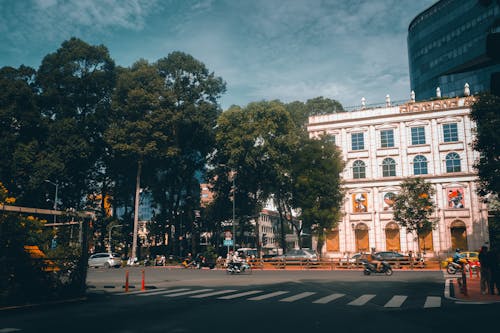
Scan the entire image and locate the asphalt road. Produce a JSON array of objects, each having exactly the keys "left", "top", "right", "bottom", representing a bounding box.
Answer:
[{"left": 1, "top": 268, "right": 498, "bottom": 333}]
